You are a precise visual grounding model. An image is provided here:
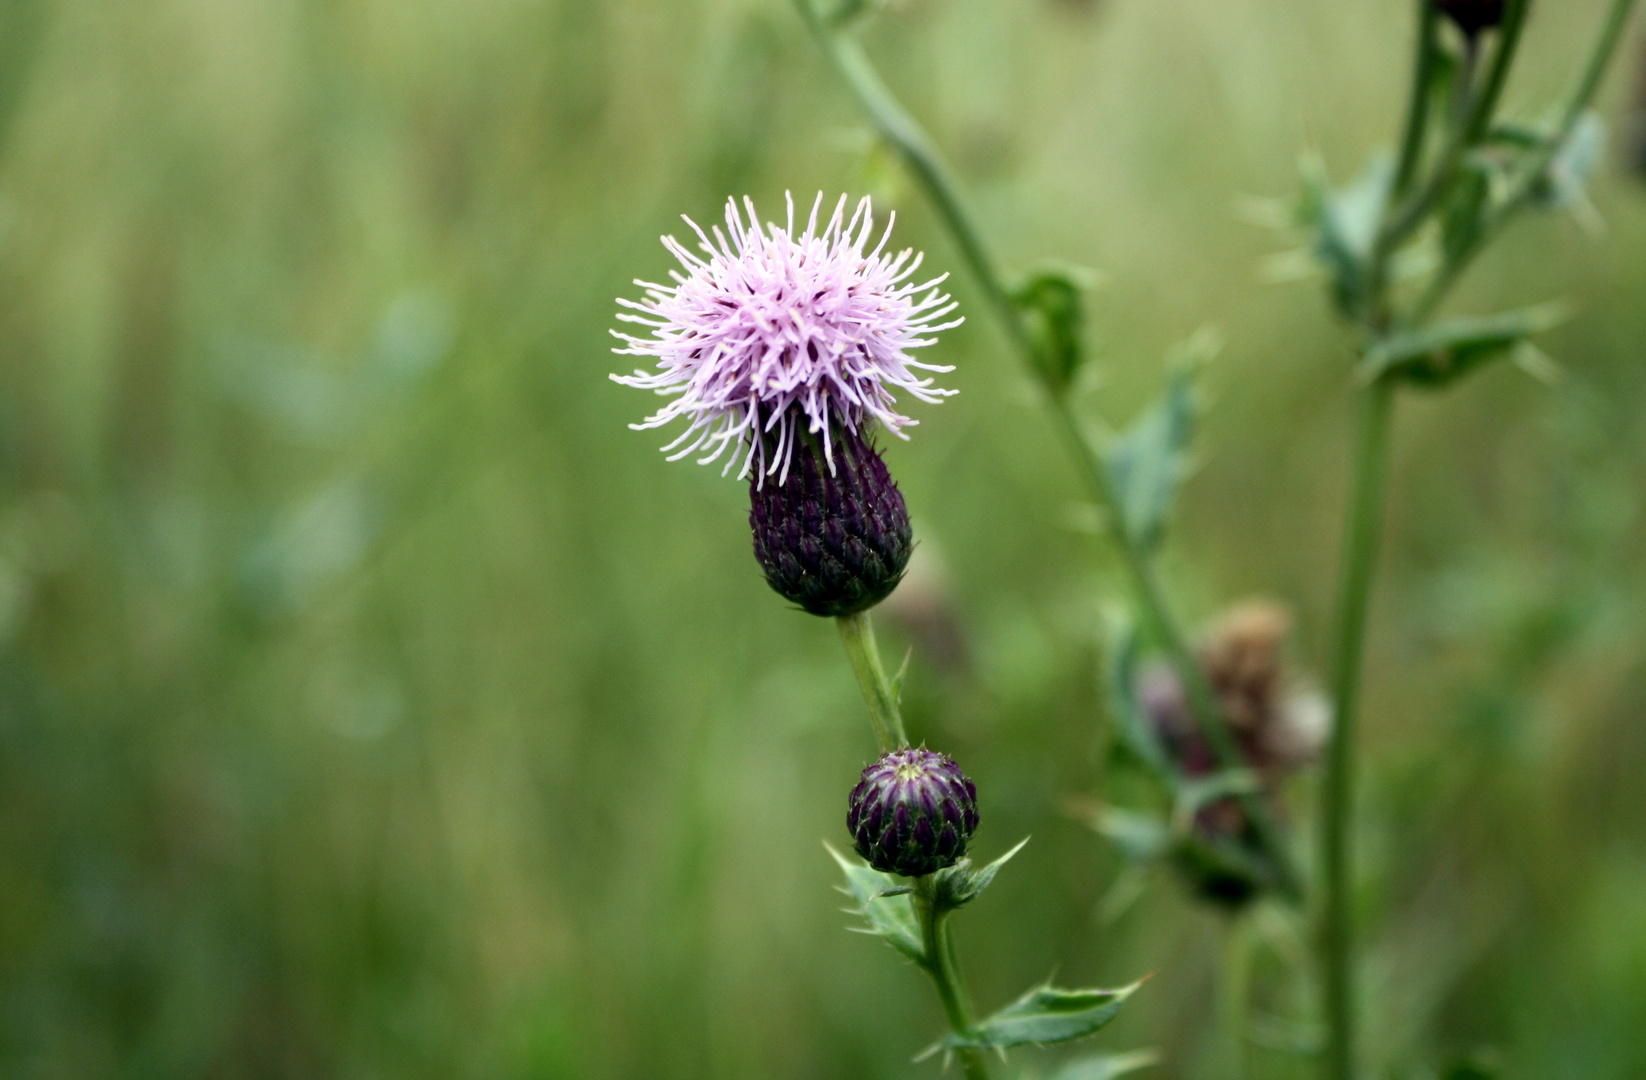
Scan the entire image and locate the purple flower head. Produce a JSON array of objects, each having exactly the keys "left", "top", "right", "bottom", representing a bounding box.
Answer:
[{"left": 611, "top": 193, "right": 961, "bottom": 485}]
